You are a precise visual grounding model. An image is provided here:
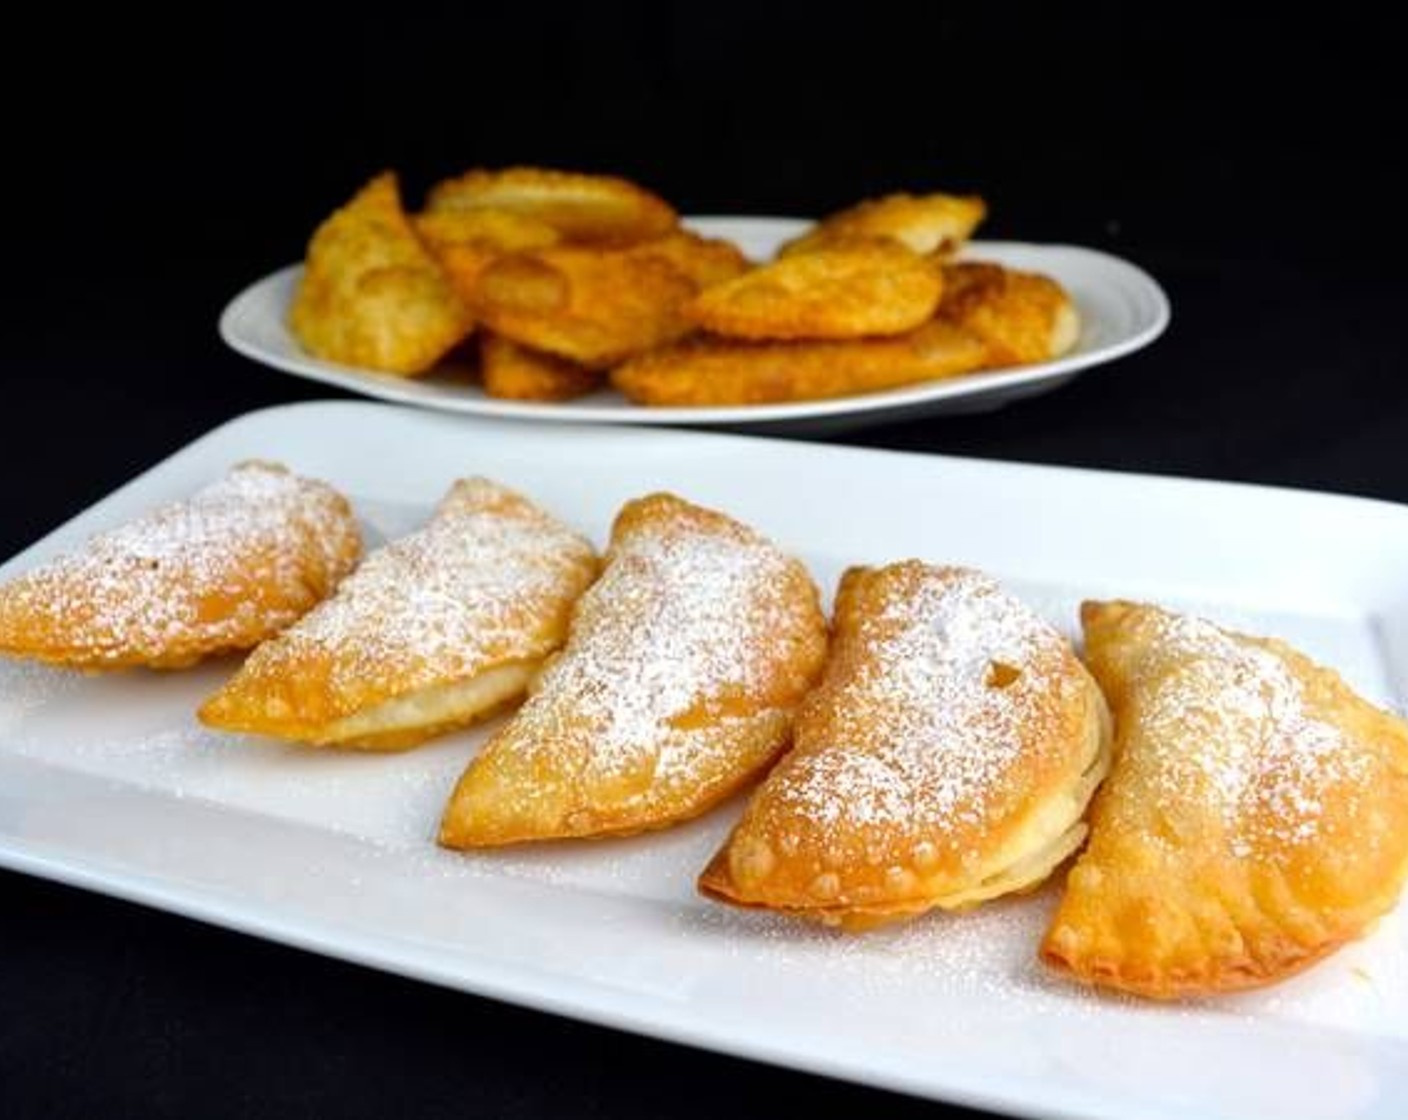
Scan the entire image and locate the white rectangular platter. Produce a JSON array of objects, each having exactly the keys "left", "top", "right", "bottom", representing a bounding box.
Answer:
[{"left": 3, "top": 400, "right": 1406, "bottom": 1120}]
